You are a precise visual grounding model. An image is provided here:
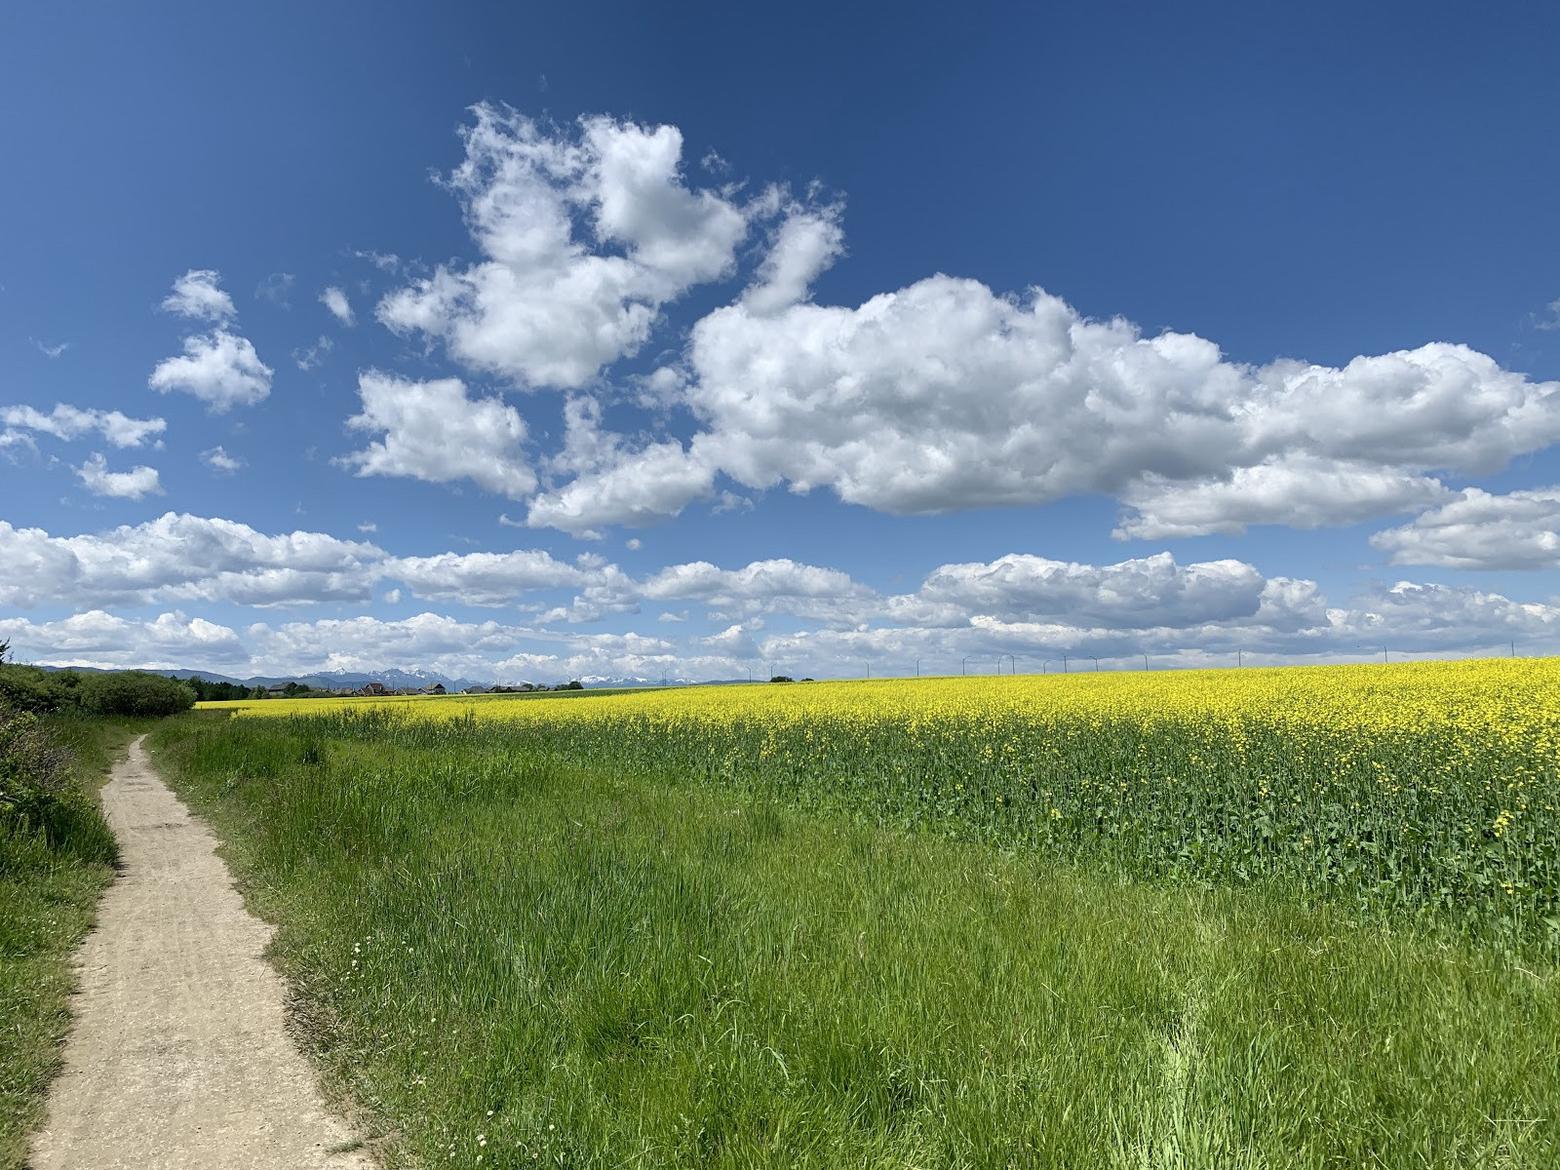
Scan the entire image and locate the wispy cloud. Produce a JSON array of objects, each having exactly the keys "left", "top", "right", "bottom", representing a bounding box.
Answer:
[
  {"left": 256, "top": 272, "right": 296, "bottom": 307},
  {"left": 320, "top": 285, "right": 355, "bottom": 326},
  {"left": 292, "top": 334, "right": 334, "bottom": 371},
  {"left": 31, "top": 338, "right": 70, "bottom": 359}
]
